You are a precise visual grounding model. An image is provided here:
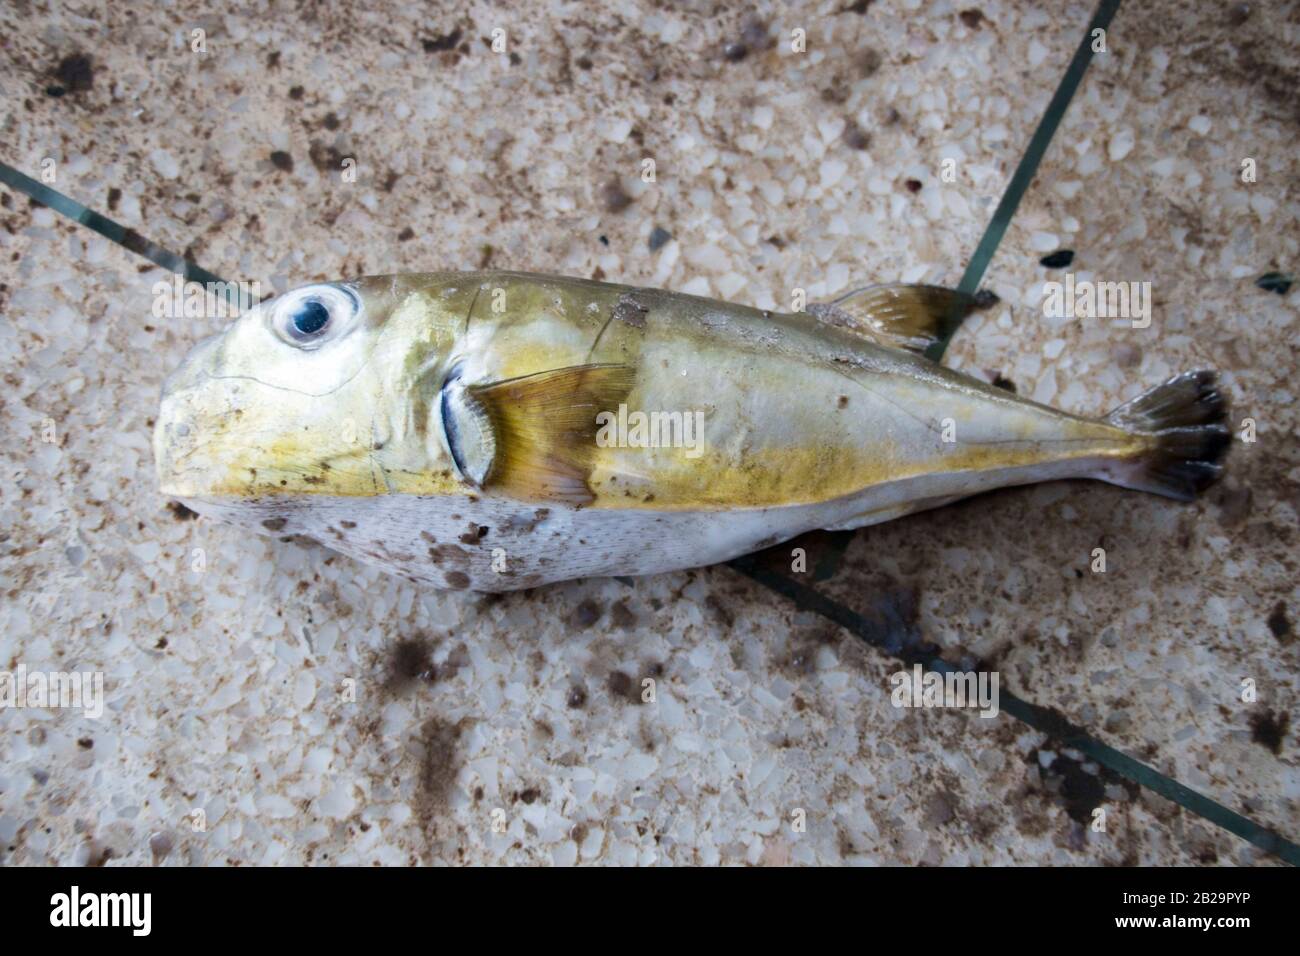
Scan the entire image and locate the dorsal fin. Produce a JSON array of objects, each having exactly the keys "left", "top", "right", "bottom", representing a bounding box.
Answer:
[
  {"left": 444, "top": 364, "right": 635, "bottom": 506},
  {"left": 807, "top": 284, "right": 982, "bottom": 354}
]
